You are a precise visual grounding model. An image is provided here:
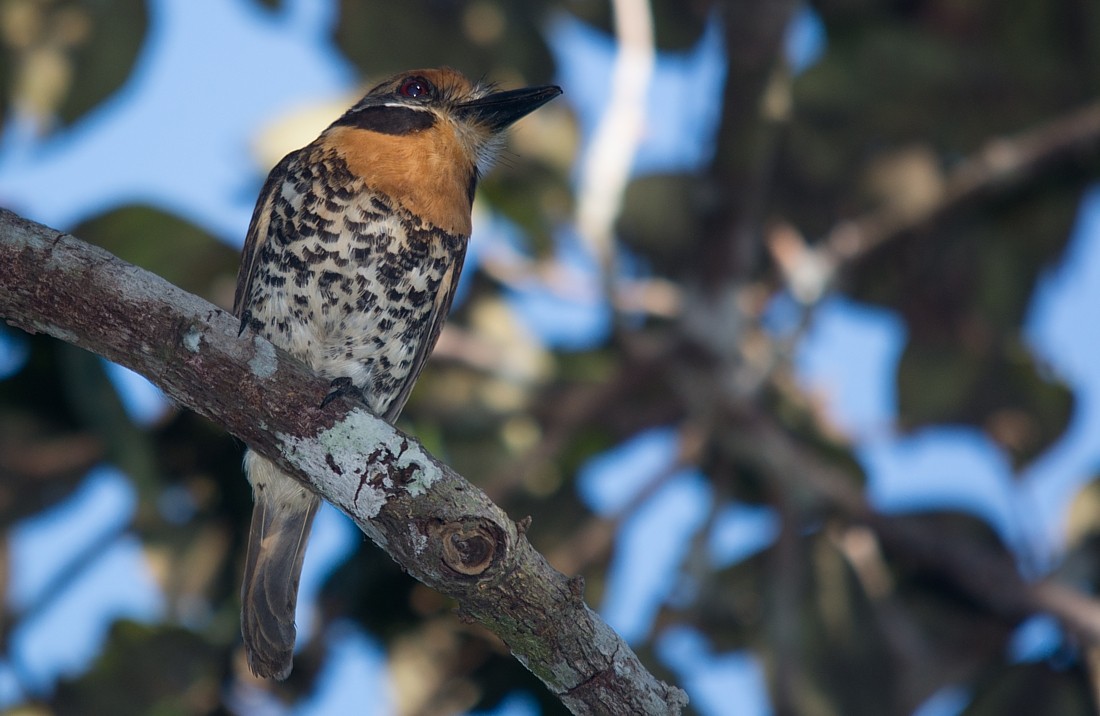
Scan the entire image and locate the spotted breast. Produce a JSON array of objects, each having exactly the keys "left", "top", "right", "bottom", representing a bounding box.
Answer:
[{"left": 238, "top": 145, "right": 466, "bottom": 422}]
